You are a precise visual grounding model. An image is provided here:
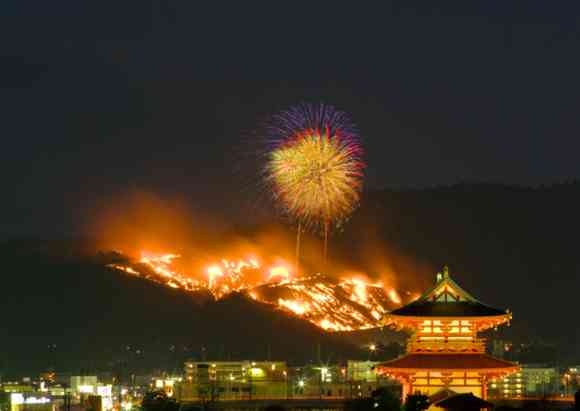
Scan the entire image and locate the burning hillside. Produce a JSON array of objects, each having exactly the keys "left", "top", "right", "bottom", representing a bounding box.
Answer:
[{"left": 107, "top": 251, "right": 417, "bottom": 331}]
